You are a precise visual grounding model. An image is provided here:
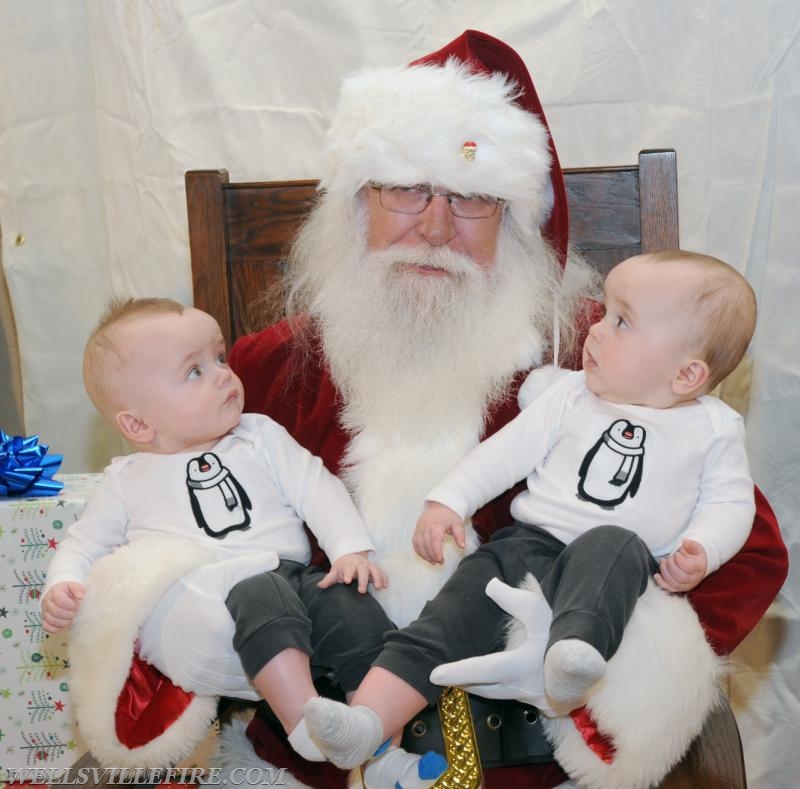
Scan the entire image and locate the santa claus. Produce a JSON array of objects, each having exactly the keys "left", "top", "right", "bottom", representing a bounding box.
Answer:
[{"left": 69, "top": 29, "right": 786, "bottom": 789}]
